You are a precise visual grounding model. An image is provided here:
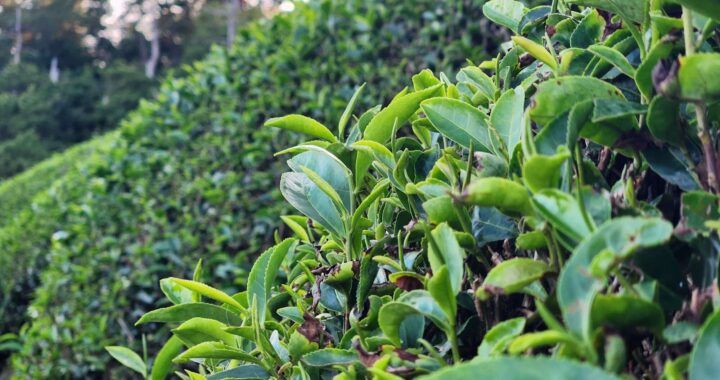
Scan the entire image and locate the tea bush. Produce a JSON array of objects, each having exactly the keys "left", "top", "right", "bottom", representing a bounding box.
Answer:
[
  {"left": 0, "top": 135, "right": 112, "bottom": 221},
  {"left": 128, "top": 0, "right": 720, "bottom": 379},
  {"left": 1, "top": 0, "right": 493, "bottom": 377}
]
